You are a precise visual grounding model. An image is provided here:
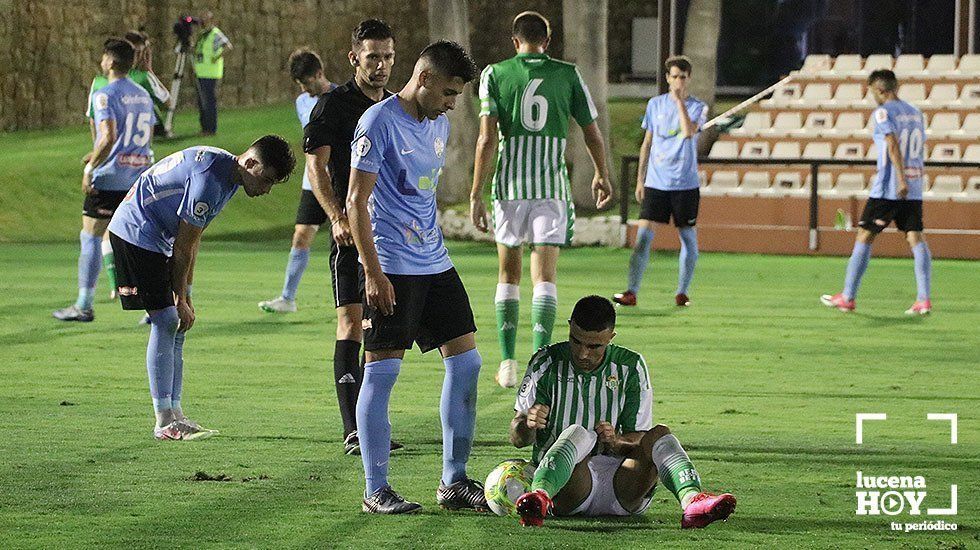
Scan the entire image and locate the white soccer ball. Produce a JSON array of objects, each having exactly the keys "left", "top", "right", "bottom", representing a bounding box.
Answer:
[{"left": 484, "top": 459, "right": 535, "bottom": 516}]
